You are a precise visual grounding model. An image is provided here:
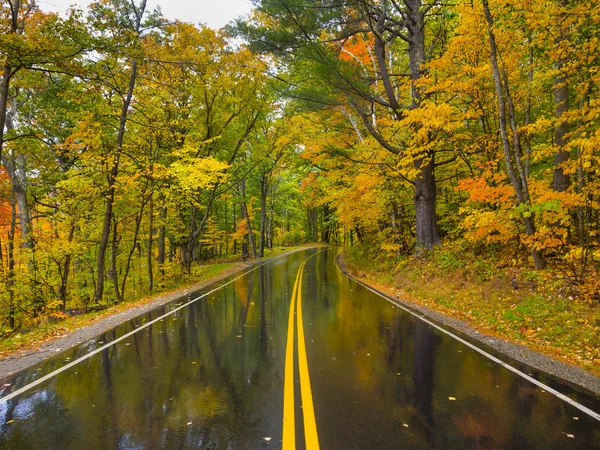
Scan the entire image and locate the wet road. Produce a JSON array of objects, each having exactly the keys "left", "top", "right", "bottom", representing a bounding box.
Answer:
[{"left": 1, "top": 248, "right": 599, "bottom": 449}]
